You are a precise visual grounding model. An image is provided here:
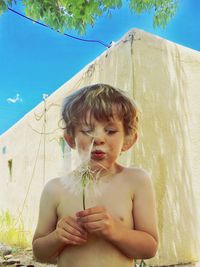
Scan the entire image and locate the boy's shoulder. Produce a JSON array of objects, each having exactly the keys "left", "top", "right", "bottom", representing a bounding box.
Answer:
[
  {"left": 42, "top": 177, "right": 64, "bottom": 196},
  {"left": 122, "top": 166, "right": 152, "bottom": 188},
  {"left": 123, "top": 166, "right": 150, "bottom": 178}
]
